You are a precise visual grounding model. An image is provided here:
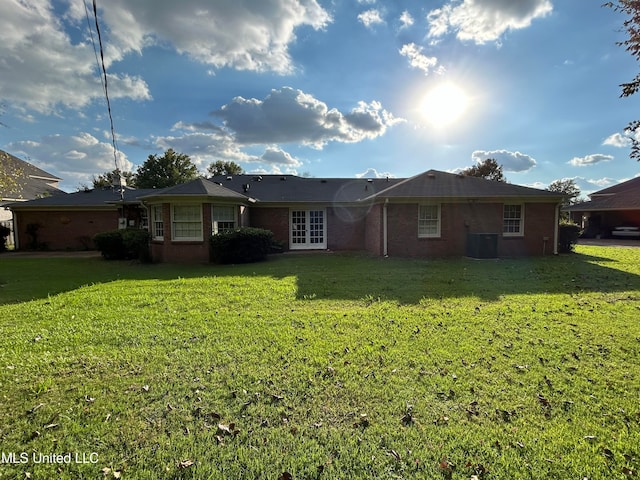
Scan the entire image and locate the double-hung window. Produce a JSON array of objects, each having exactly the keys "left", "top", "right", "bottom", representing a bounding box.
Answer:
[
  {"left": 151, "top": 205, "right": 164, "bottom": 240},
  {"left": 418, "top": 204, "right": 441, "bottom": 238},
  {"left": 172, "top": 205, "right": 202, "bottom": 241},
  {"left": 503, "top": 204, "right": 524, "bottom": 236},
  {"left": 212, "top": 205, "right": 237, "bottom": 234}
]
